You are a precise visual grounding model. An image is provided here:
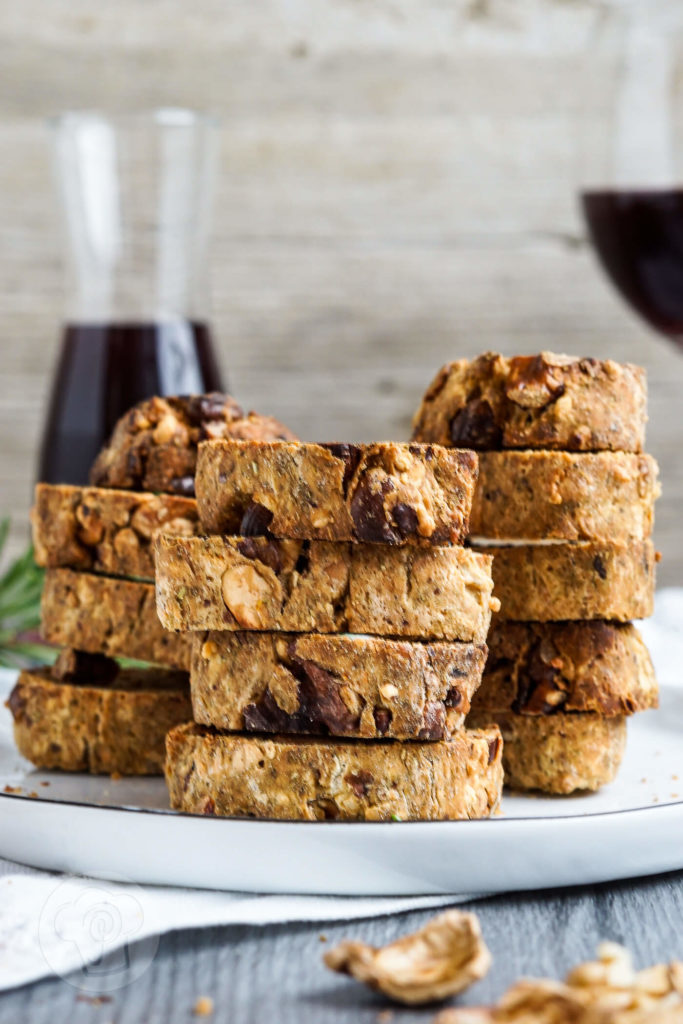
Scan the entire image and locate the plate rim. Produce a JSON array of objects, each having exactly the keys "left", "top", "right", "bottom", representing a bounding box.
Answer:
[{"left": 2, "top": 787, "right": 682, "bottom": 826}]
